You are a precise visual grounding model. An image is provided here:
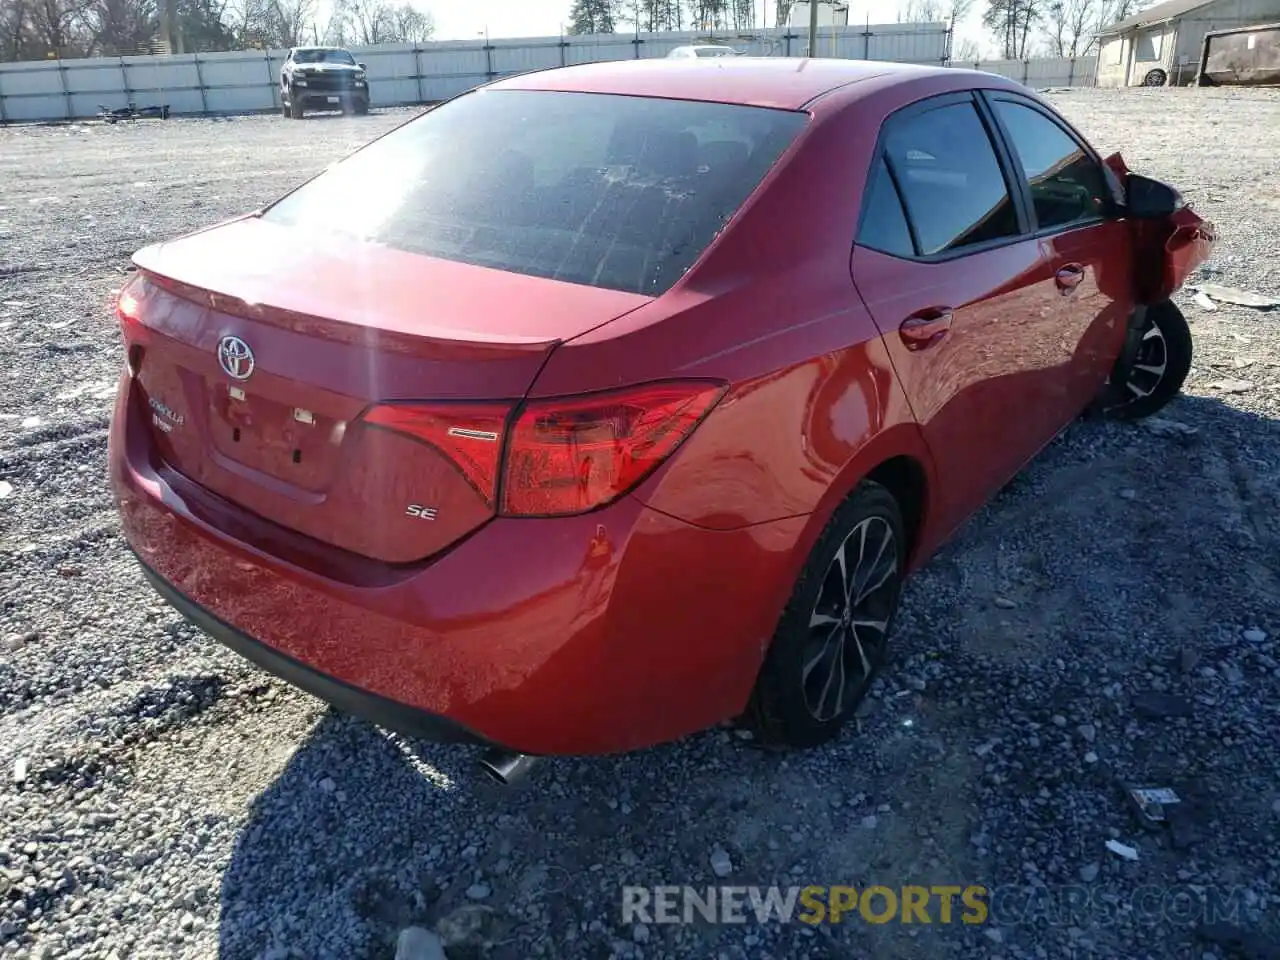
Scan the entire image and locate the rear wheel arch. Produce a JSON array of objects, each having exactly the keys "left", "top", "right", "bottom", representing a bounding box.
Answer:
[
  {"left": 783, "top": 426, "right": 937, "bottom": 593},
  {"left": 740, "top": 439, "right": 934, "bottom": 745},
  {"left": 863, "top": 454, "right": 928, "bottom": 568}
]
